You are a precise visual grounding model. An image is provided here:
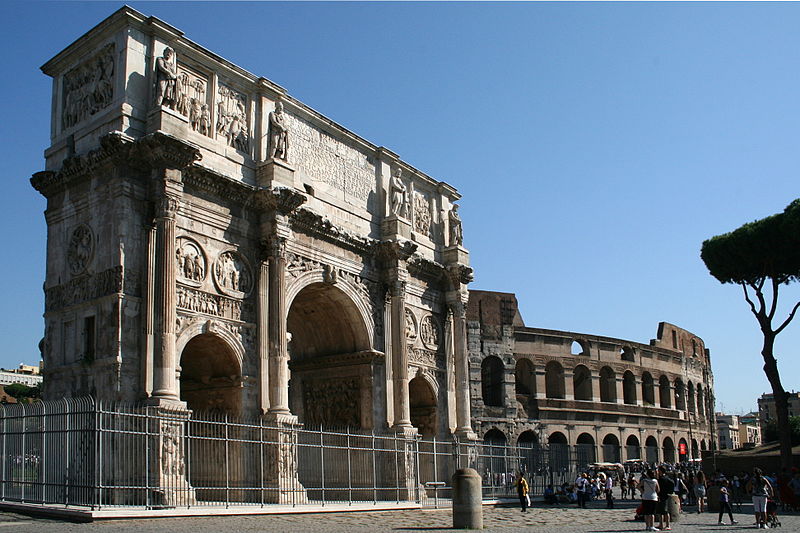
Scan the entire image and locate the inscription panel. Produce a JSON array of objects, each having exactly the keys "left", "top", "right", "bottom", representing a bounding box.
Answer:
[{"left": 286, "top": 113, "right": 375, "bottom": 203}]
